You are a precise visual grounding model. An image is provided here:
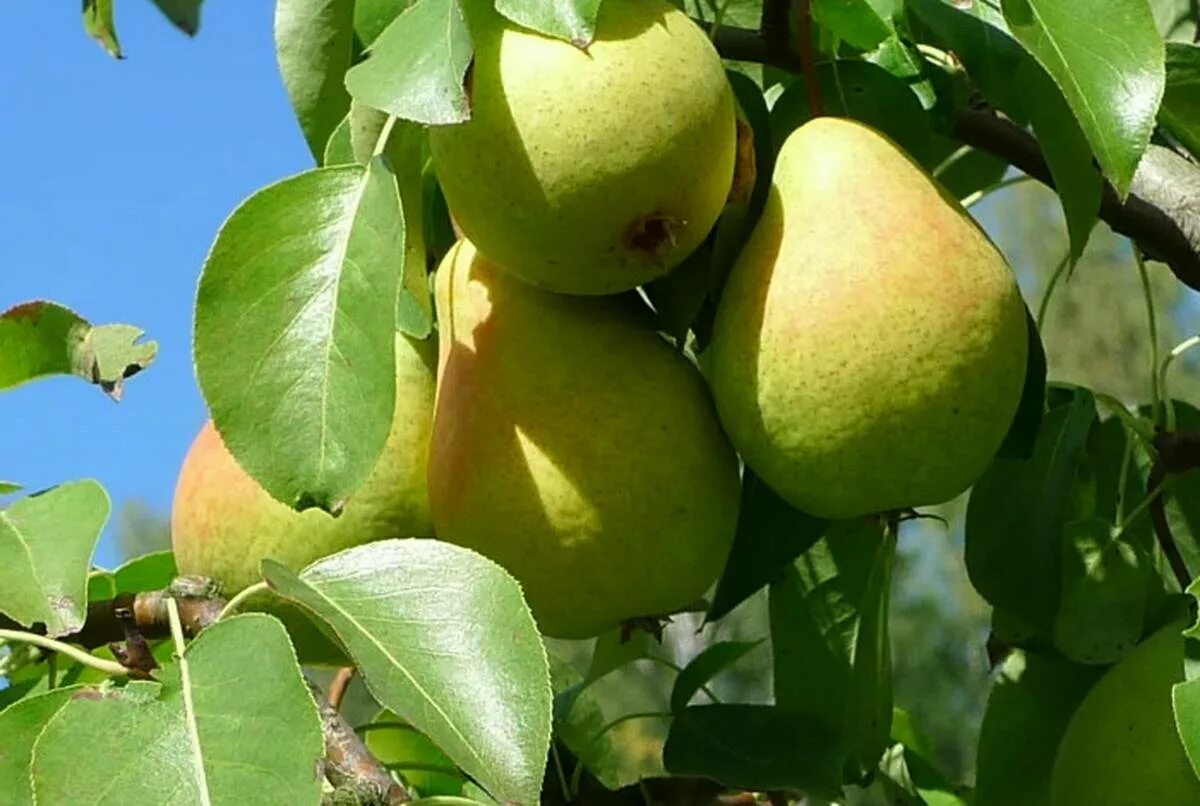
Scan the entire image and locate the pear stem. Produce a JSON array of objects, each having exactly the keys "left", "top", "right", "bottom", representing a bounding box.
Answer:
[
  {"left": 1035, "top": 251, "right": 1072, "bottom": 331},
  {"left": 326, "top": 665, "right": 355, "bottom": 710},
  {"left": 0, "top": 629, "right": 129, "bottom": 678},
  {"left": 216, "top": 581, "right": 270, "bottom": 621},
  {"left": 704, "top": 23, "right": 1200, "bottom": 291},
  {"left": 1161, "top": 336, "right": 1200, "bottom": 433},
  {"left": 1134, "top": 246, "right": 1162, "bottom": 423}
]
